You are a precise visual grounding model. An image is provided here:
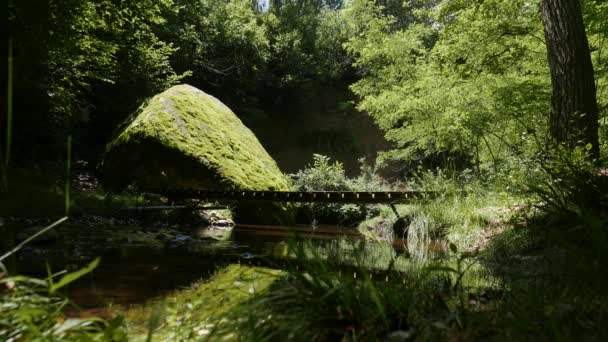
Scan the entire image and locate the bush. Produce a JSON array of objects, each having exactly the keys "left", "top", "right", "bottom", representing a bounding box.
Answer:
[
  {"left": 479, "top": 145, "right": 608, "bottom": 340},
  {"left": 363, "top": 168, "right": 511, "bottom": 251},
  {"left": 289, "top": 154, "right": 391, "bottom": 226},
  {"left": 527, "top": 145, "right": 607, "bottom": 217}
]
